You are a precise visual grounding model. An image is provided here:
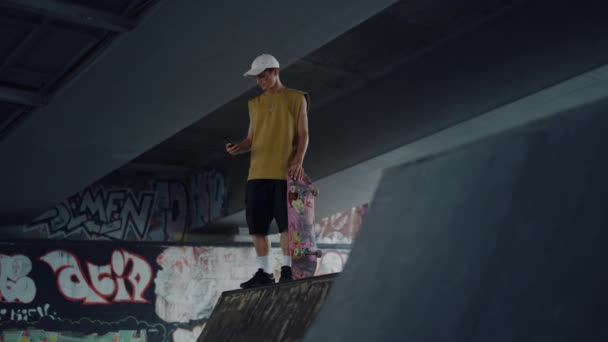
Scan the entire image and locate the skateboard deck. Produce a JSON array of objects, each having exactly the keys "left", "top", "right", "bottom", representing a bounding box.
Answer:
[{"left": 287, "top": 175, "right": 321, "bottom": 279}]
